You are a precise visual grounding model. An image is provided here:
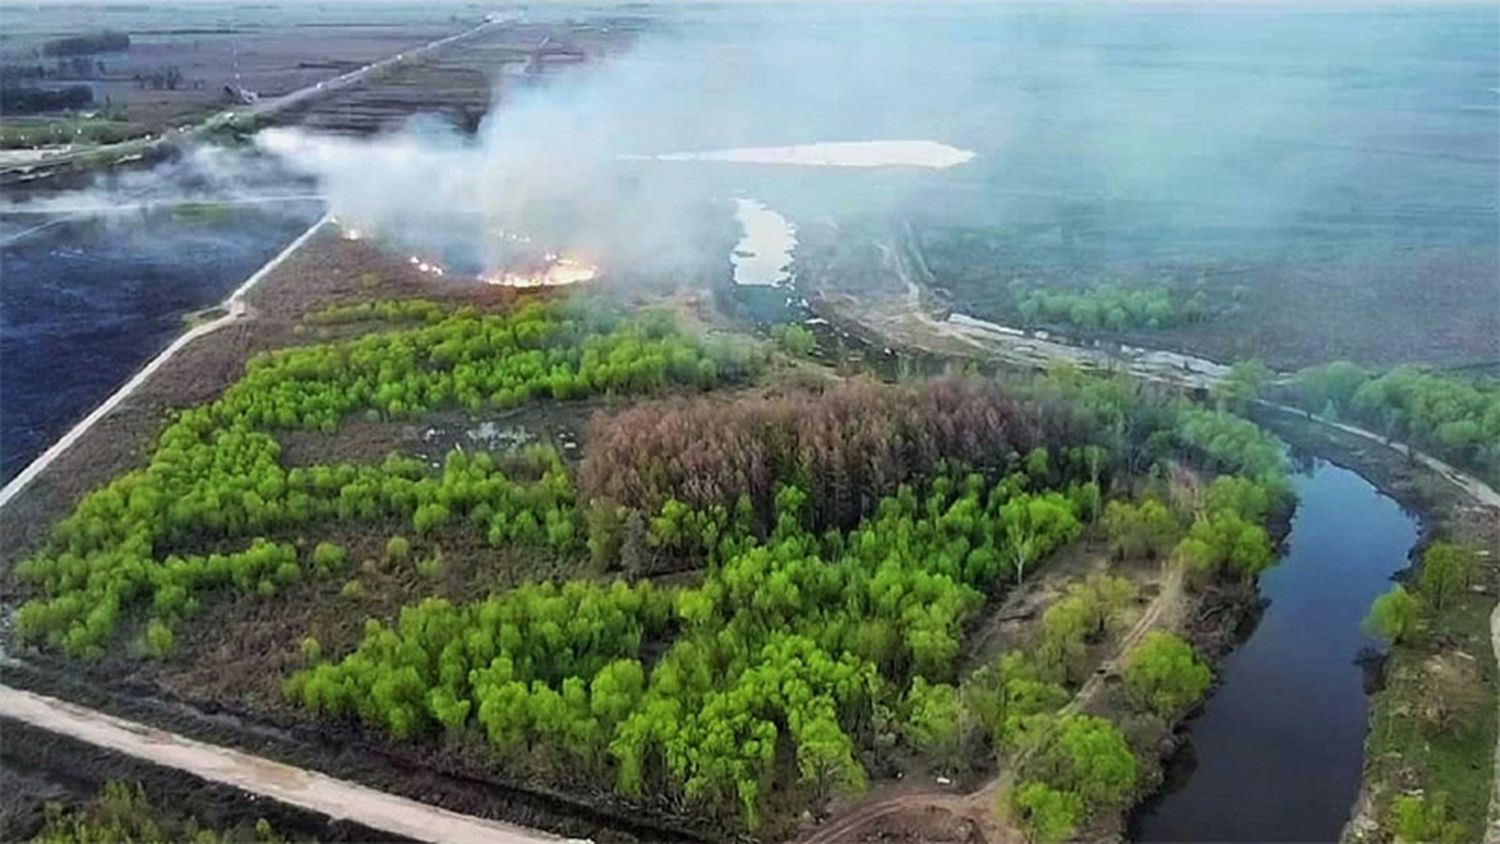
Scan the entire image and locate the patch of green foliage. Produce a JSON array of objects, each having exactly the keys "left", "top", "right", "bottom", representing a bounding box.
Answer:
[
  {"left": 1122, "top": 631, "right": 1212, "bottom": 717},
  {"left": 1287, "top": 362, "right": 1500, "bottom": 483},
  {"left": 303, "top": 298, "right": 448, "bottom": 327},
  {"left": 288, "top": 469, "right": 1093, "bottom": 826},
  {"left": 1008, "top": 282, "right": 1211, "bottom": 333},
  {"left": 32, "top": 781, "right": 290, "bottom": 844},
  {"left": 769, "top": 323, "right": 817, "bottom": 357},
  {"left": 1364, "top": 540, "right": 1496, "bottom": 842},
  {"left": 14, "top": 302, "right": 746, "bottom": 659}
]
